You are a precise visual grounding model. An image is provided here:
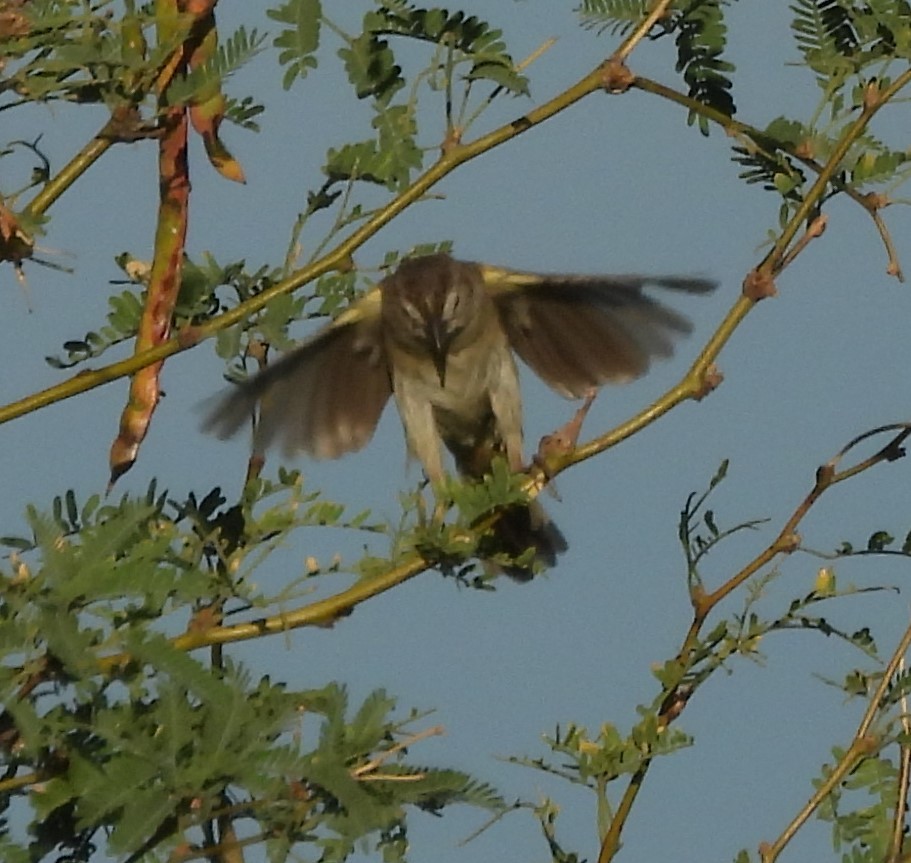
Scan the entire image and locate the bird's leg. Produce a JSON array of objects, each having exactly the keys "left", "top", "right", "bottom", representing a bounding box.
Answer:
[
  {"left": 391, "top": 376, "right": 452, "bottom": 526},
  {"left": 487, "top": 357, "right": 525, "bottom": 475},
  {"left": 431, "top": 493, "right": 449, "bottom": 528},
  {"left": 533, "top": 389, "right": 598, "bottom": 494}
]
